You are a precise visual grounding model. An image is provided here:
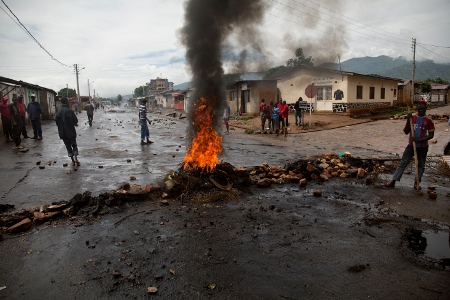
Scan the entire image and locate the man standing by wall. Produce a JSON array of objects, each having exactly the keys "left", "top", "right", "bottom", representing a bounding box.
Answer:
[
  {"left": 17, "top": 95, "right": 29, "bottom": 138},
  {"left": 0, "top": 96, "right": 13, "bottom": 142},
  {"left": 294, "top": 97, "right": 303, "bottom": 126},
  {"left": 27, "top": 94, "right": 43, "bottom": 140},
  {"left": 8, "top": 96, "right": 23, "bottom": 149},
  {"left": 85, "top": 101, "right": 94, "bottom": 126}
]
